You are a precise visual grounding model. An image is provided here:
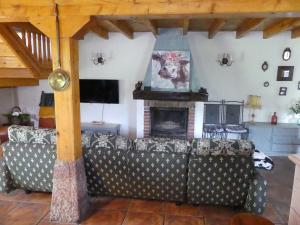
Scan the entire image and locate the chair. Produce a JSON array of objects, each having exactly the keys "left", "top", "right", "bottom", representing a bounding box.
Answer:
[
  {"left": 202, "top": 101, "right": 225, "bottom": 139},
  {"left": 223, "top": 100, "right": 248, "bottom": 139}
]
